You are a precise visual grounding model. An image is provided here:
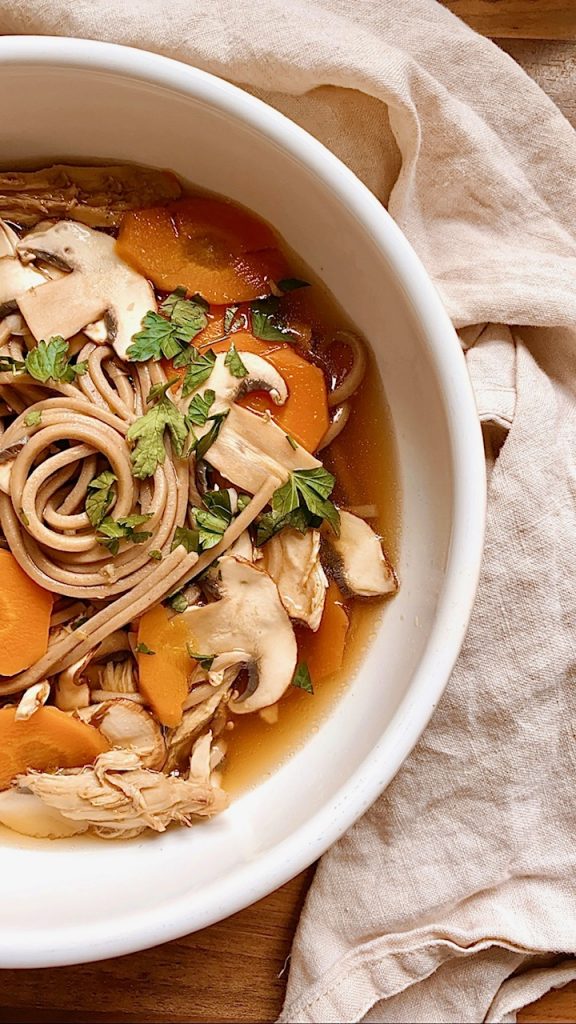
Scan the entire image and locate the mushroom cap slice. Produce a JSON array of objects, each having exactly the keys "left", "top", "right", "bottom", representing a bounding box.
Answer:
[
  {"left": 204, "top": 403, "right": 321, "bottom": 493},
  {"left": 0, "top": 218, "right": 45, "bottom": 309},
  {"left": 0, "top": 789, "right": 88, "bottom": 839},
  {"left": 15, "top": 220, "right": 155, "bottom": 360},
  {"left": 192, "top": 352, "right": 288, "bottom": 415},
  {"left": 324, "top": 510, "right": 398, "bottom": 597},
  {"left": 261, "top": 528, "right": 327, "bottom": 631},
  {"left": 184, "top": 555, "right": 297, "bottom": 714}
]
